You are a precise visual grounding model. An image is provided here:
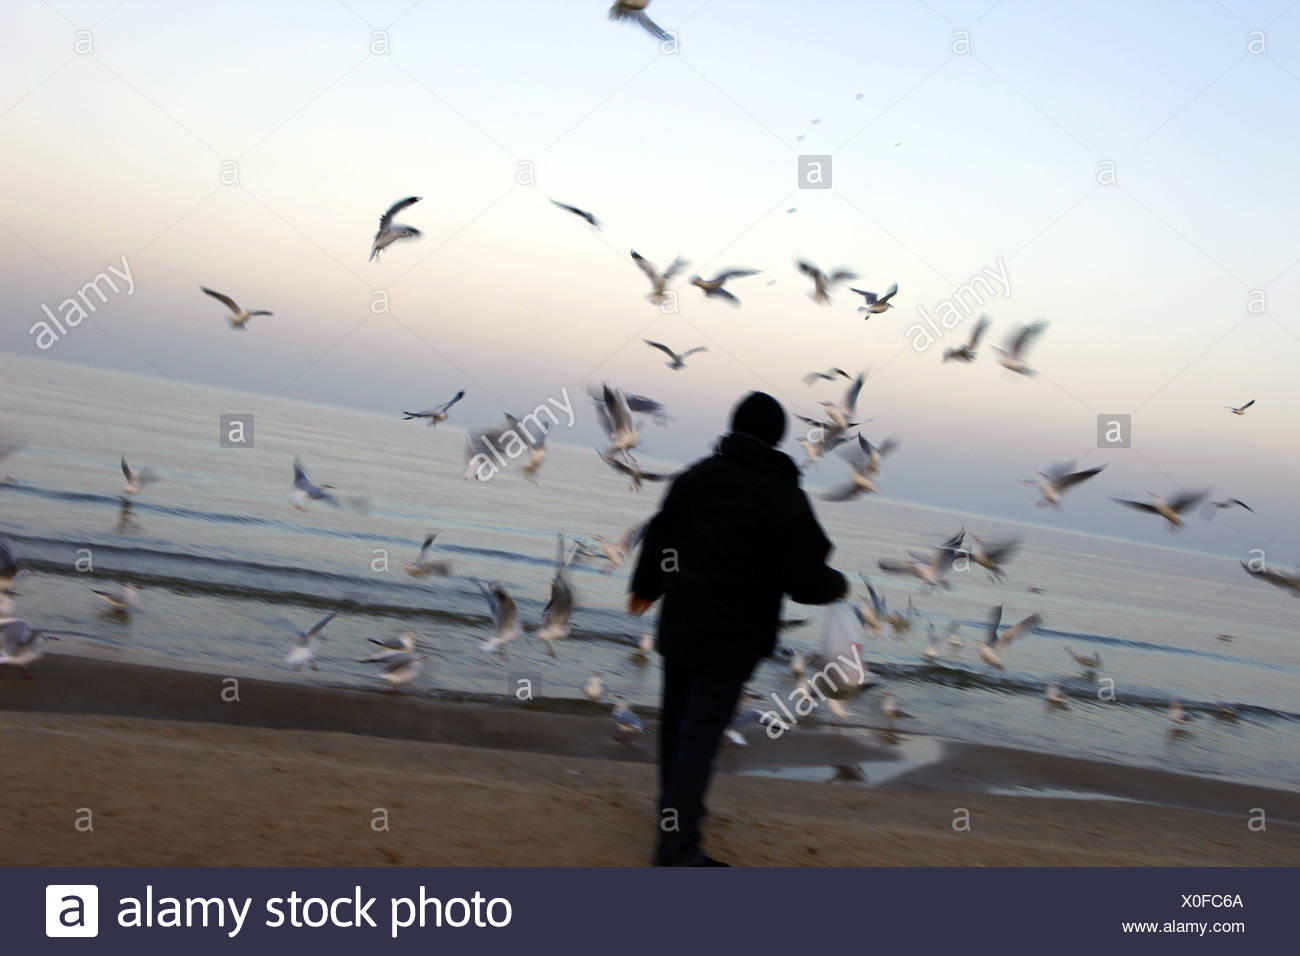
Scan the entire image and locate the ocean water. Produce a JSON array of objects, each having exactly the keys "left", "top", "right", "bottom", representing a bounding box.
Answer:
[{"left": 2, "top": 357, "right": 1297, "bottom": 791}]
